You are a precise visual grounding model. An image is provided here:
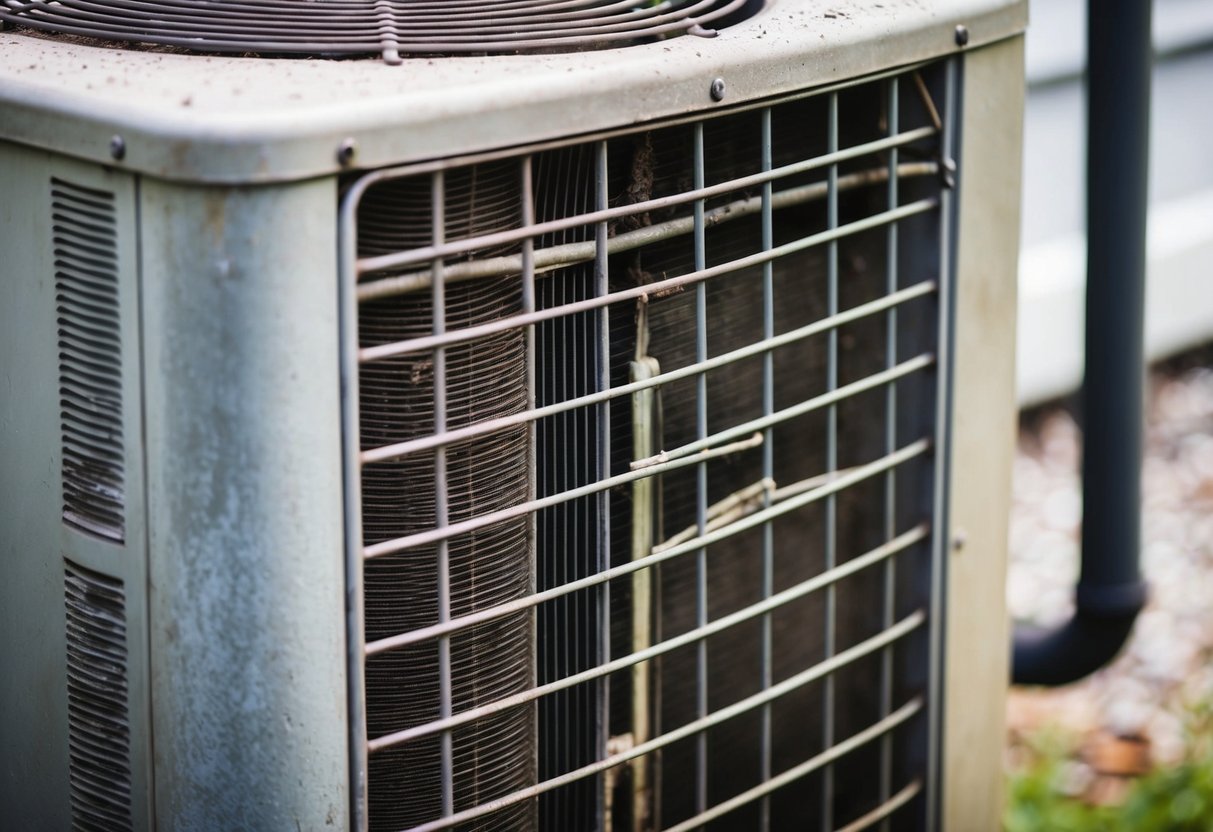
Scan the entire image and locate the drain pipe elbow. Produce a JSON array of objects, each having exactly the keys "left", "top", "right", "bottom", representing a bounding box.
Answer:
[
  {"left": 1011, "top": 0, "right": 1153, "bottom": 686},
  {"left": 1013, "top": 584, "right": 1148, "bottom": 687}
]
